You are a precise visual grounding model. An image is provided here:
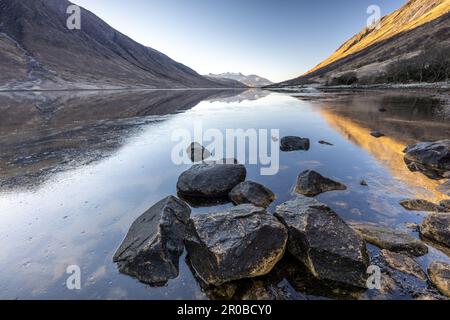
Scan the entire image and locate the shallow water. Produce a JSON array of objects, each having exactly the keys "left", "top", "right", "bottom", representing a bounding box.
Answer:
[{"left": 0, "top": 89, "right": 449, "bottom": 300}]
